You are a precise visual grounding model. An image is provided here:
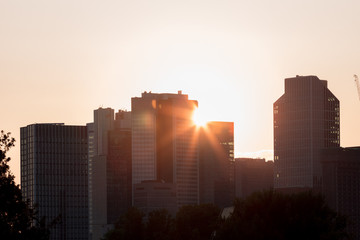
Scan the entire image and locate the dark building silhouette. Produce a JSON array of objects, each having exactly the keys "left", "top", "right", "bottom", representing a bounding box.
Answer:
[
  {"left": 199, "top": 121, "right": 235, "bottom": 208},
  {"left": 274, "top": 75, "right": 340, "bottom": 191},
  {"left": 107, "top": 128, "right": 132, "bottom": 223},
  {"left": 132, "top": 91, "right": 199, "bottom": 208},
  {"left": 21, "top": 124, "right": 88, "bottom": 240},
  {"left": 322, "top": 147, "right": 360, "bottom": 240},
  {"left": 88, "top": 108, "right": 131, "bottom": 240},
  {"left": 133, "top": 180, "right": 177, "bottom": 216},
  {"left": 235, "top": 158, "right": 273, "bottom": 198}
]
